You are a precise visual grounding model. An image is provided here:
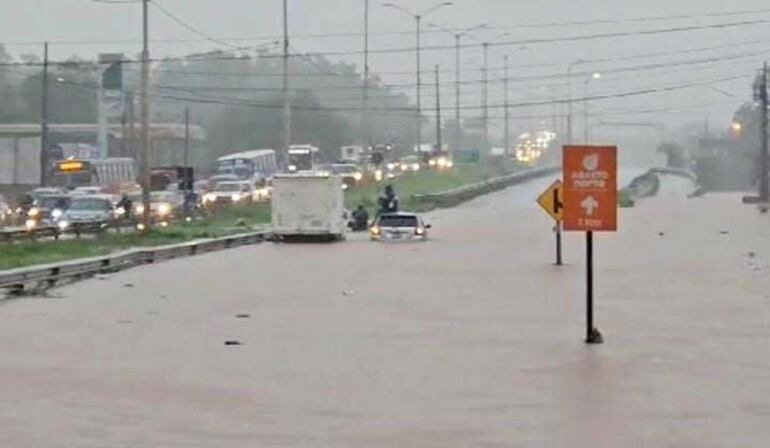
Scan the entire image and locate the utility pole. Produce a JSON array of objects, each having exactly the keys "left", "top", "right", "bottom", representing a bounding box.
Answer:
[
  {"left": 482, "top": 42, "right": 489, "bottom": 149},
  {"left": 183, "top": 107, "right": 190, "bottom": 169},
  {"left": 140, "top": 0, "right": 151, "bottom": 231},
  {"left": 759, "top": 62, "right": 770, "bottom": 204},
  {"left": 362, "top": 0, "right": 370, "bottom": 149},
  {"left": 503, "top": 55, "right": 510, "bottom": 156},
  {"left": 127, "top": 92, "right": 136, "bottom": 160},
  {"left": 40, "top": 42, "right": 49, "bottom": 186},
  {"left": 282, "top": 0, "right": 292, "bottom": 160},
  {"left": 454, "top": 35, "right": 461, "bottom": 152},
  {"left": 416, "top": 15, "right": 423, "bottom": 152},
  {"left": 435, "top": 65, "right": 442, "bottom": 152}
]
